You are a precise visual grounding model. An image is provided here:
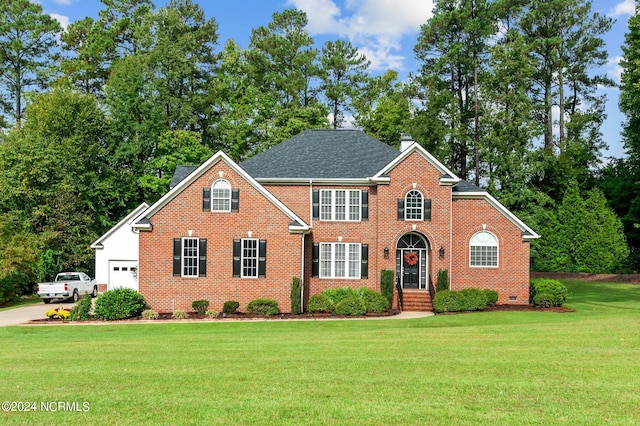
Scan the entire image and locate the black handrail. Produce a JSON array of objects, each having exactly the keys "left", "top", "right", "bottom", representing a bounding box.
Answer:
[
  {"left": 428, "top": 275, "right": 435, "bottom": 301},
  {"left": 395, "top": 281, "right": 403, "bottom": 311}
]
